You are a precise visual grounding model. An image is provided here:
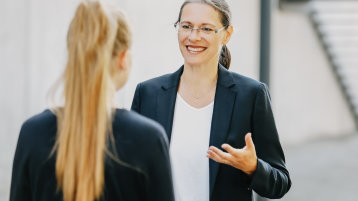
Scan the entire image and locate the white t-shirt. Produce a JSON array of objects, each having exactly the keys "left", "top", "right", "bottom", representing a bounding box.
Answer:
[{"left": 169, "top": 94, "right": 214, "bottom": 201}]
